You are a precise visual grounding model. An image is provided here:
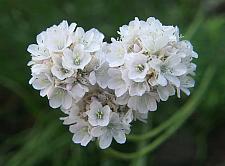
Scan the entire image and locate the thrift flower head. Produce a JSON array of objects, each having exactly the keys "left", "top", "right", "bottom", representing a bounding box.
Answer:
[{"left": 28, "top": 17, "right": 197, "bottom": 149}]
